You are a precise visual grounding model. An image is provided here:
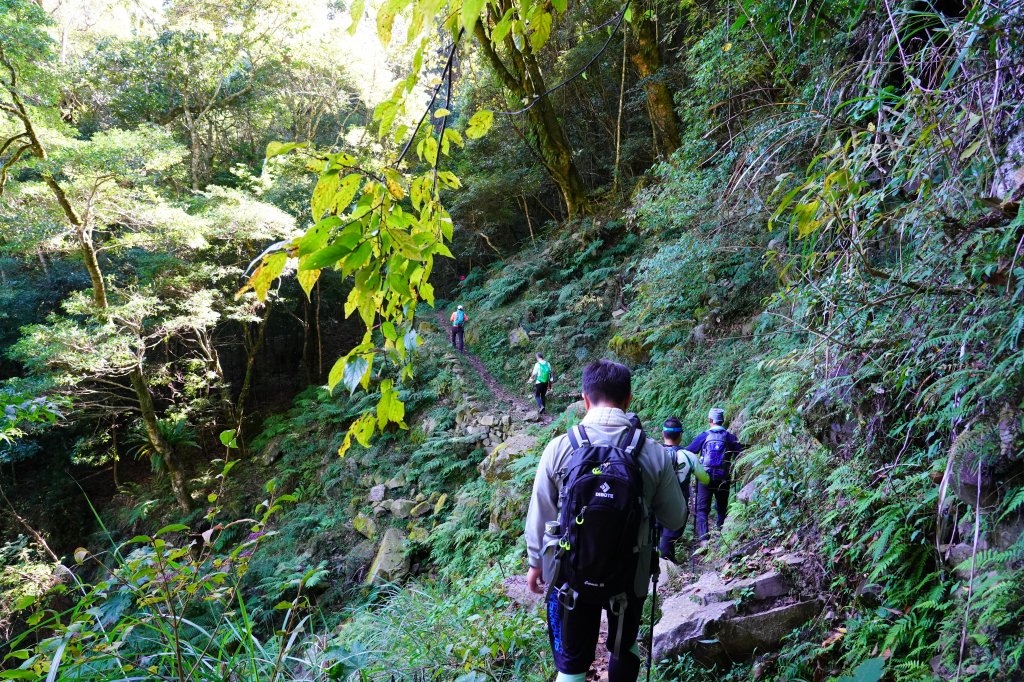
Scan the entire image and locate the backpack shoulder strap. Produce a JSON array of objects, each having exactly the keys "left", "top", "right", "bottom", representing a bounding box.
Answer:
[
  {"left": 567, "top": 425, "right": 591, "bottom": 450},
  {"left": 703, "top": 430, "right": 725, "bottom": 447},
  {"left": 617, "top": 426, "right": 644, "bottom": 457}
]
